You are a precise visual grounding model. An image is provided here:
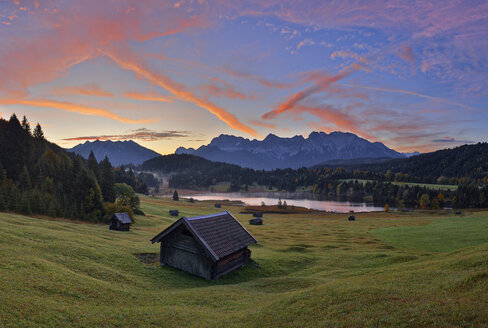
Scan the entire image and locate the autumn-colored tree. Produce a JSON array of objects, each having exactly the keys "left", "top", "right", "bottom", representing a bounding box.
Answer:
[
  {"left": 420, "top": 194, "right": 430, "bottom": 209},
  {"left": 437, "top": 193, "right": 445, "bottom": 206}
]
